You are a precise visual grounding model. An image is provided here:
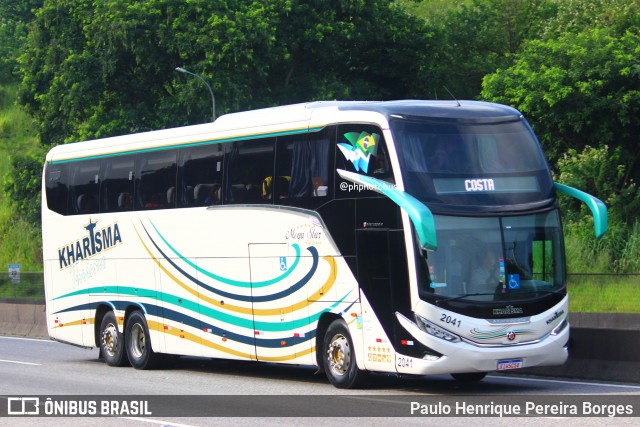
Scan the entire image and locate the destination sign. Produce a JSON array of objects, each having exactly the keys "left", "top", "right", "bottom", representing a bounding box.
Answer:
[{"left": 433, "top": 176, "right": 539, "bottom": 195}]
